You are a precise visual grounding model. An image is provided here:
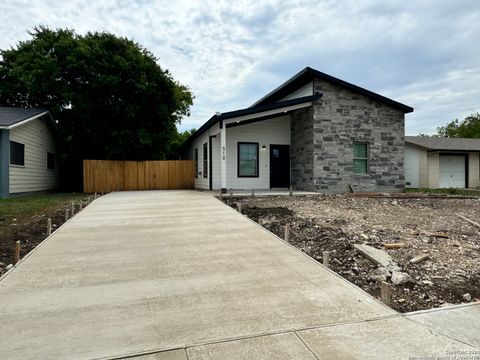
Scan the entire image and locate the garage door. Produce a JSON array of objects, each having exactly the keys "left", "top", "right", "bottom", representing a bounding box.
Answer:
[{"left": 439, "top": 155, "right": 466, "bottom": 188}]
